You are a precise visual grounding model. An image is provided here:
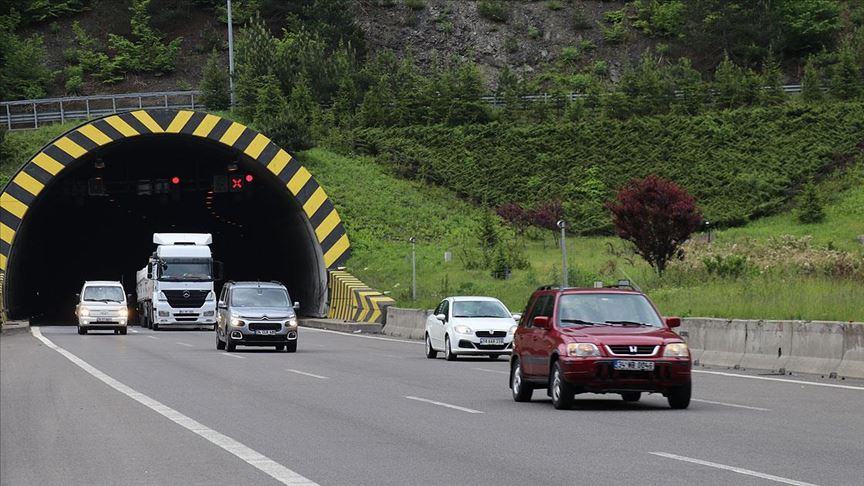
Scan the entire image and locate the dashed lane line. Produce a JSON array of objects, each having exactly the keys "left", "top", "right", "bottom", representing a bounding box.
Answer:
[
  {"left": 650, "top": 452, "right": 819, "bottom": 486},
  {"left": 404, "top": 396, "right": 484, "bottom": 414},
  {"left": 472, "top": 368, "right": 509, "bottom": 375},
  {"left": 222, "top": 353, "right": 245, "bottom": 359},
  {"left": 176, "top": 342, "right": 194, "bottom": 347},
  {"left": 286, "top": 369, "right": 329, "bottom": 380},
  {"left": 693, "top": 370, "right": 864, "bottom": 391},
  {"left": 30, "top": 327, "right": 318, "bottom": 486},
  {"left": 691, "top": 398, "right": 770, "bottom": 412}
]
